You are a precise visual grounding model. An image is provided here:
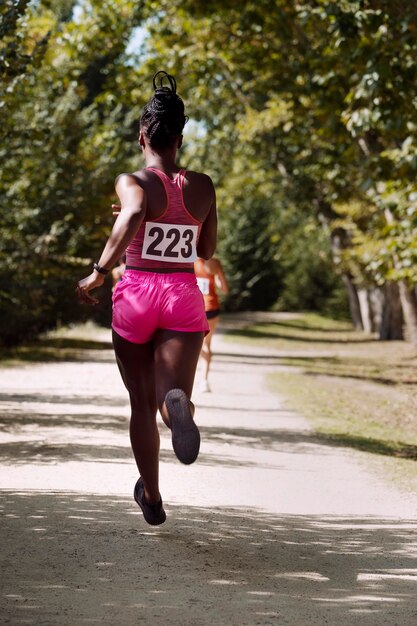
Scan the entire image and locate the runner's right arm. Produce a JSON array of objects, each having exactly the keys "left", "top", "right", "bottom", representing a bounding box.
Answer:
[
  {"left": 76, "top": 175, "right": 146, "bottom": 305},
  {"left": 96, "top": 174, "right": 146, "bottom": 270}
]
